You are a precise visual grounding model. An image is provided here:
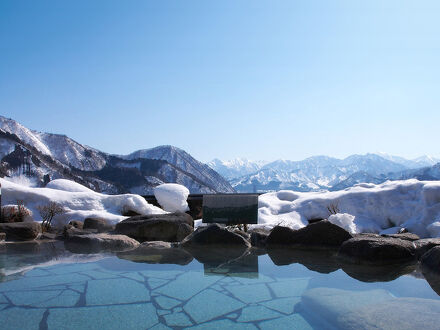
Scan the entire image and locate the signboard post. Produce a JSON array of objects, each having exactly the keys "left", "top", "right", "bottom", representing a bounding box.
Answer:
[{"left": 202, "top": 194, "right": 258, "bottom": 226}]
